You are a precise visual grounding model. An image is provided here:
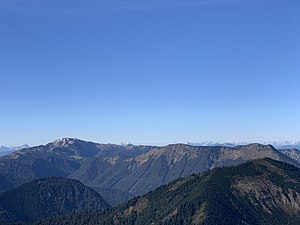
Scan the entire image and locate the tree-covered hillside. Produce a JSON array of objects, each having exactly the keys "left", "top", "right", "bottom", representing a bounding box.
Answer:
[
  {"left": 35, "top": 158, "right": 300, "bottom": 225},
  {"left": 0, "top": 177, "right": 109, "bottom": 224}
]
